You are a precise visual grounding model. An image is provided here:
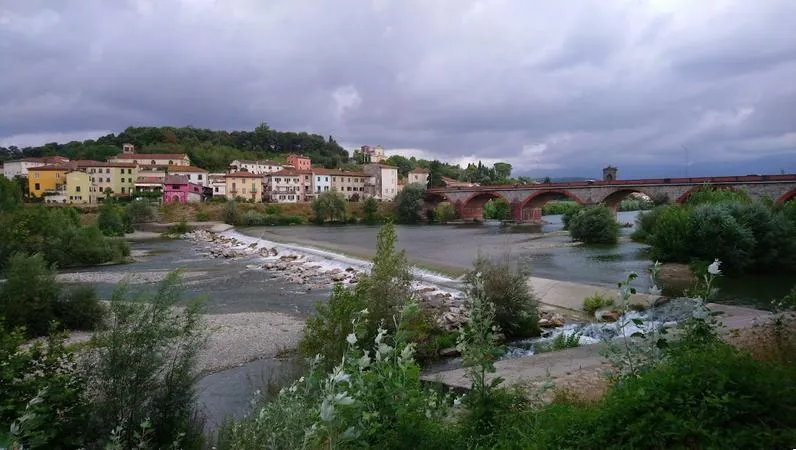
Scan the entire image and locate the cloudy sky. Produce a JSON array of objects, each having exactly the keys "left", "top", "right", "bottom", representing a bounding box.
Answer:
[{"left": 2, "top": 0, "right": 795, "bottom": 178}]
